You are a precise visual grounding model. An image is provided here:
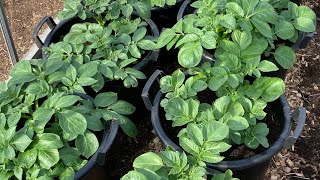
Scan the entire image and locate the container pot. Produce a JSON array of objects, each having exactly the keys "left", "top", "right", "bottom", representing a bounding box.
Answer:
[
  {"left": 72, "top": 94, "right": 119, "bottom": 179},
  {"left": 32, "top": 16, "right": 160, "bottom": 72},
  {"left": 176, "top": 0, "right": 316, "bottom": 79},
  {"left": 141, "top": 70, "right": 307, "bottom": 180}
]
